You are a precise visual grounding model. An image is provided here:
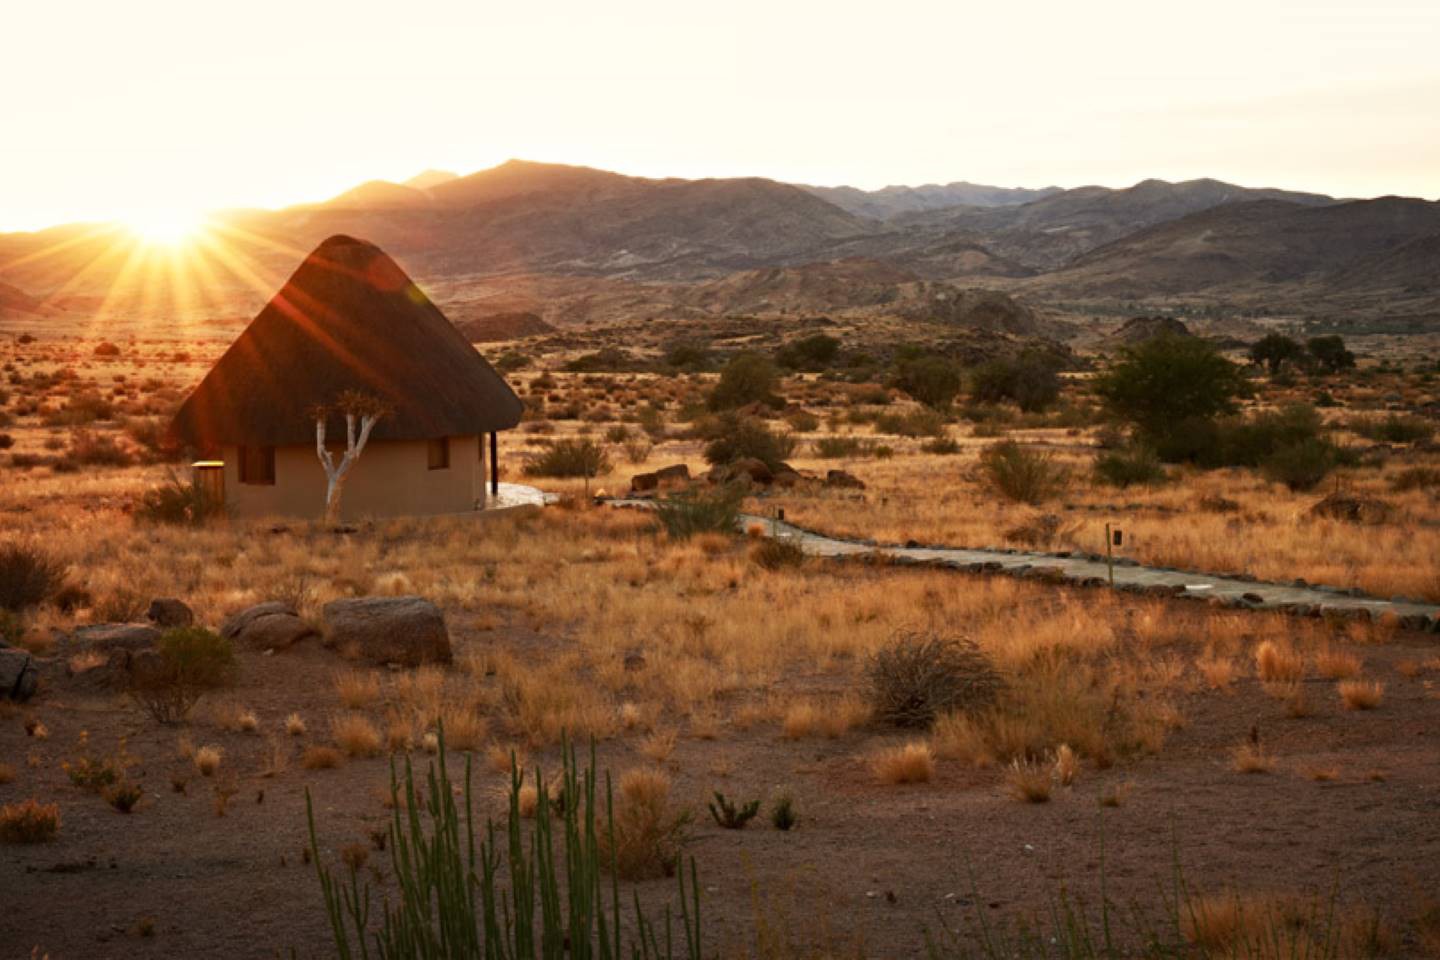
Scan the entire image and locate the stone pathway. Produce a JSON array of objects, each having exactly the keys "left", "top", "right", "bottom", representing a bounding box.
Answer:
[{"left": 607, "top": 500, "right": 1440, "bottom": 631}]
